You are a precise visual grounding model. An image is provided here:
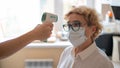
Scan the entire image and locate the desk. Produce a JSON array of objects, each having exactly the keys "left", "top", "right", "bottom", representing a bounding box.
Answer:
[{"left": 26, "top": 41, "right": 72, "bottom": 48}]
